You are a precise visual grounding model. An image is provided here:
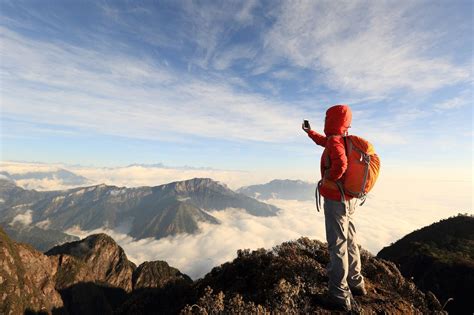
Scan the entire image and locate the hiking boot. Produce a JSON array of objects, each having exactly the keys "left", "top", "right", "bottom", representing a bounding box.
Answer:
[
  {"left": 325, "top": 294, "right": 351, "bottom": 312},
  {"left": 350, "top": 286, "right": 367, "bottom": 296},
  {"left": 349, "top": 295, "right": 362, "bottom": 314}
]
